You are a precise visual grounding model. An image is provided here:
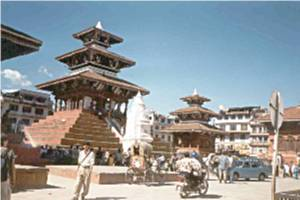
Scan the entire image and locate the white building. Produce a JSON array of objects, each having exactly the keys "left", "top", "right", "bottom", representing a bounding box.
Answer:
[
  {"left": 146, "top": 110, "right": 177, "bottom": 144},
  {"left": 249, "top": 111, "right": 269, "bottom": 157},
  {"left": 1, "top": 89, "right": 52, "bottom": 133},
  {"left": 214, "top": 106, "right": 268, "bottom": 155}
]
